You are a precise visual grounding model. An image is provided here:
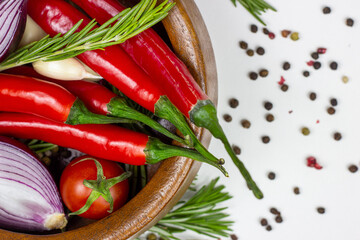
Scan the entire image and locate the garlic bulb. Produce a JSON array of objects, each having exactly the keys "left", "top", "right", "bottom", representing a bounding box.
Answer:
[{"left": 33, "top": 58, "right": 103, "bottom": 81}]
